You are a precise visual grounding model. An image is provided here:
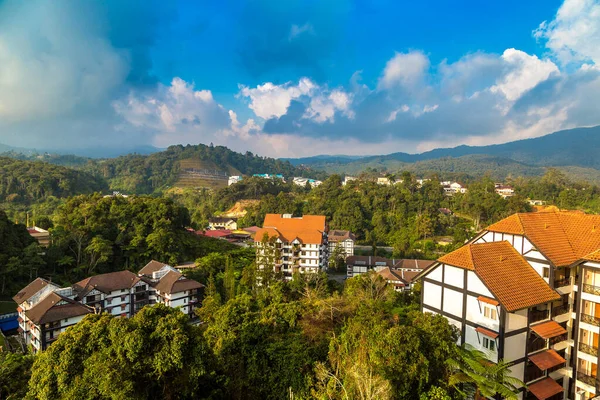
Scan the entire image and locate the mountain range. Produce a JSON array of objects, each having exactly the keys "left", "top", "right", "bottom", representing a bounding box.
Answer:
[{"left": 285, "top": 126, "right": 600, "bottom": 182}]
